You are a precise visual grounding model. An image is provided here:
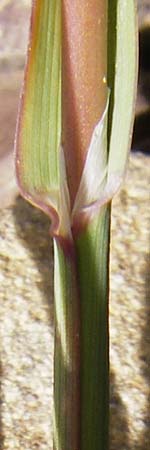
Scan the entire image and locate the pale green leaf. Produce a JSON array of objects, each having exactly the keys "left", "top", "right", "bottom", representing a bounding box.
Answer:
[
  {"left": 16, "top": 0, "right": 61, "bottom": 197},
  {"left": 107, "top": 0, "right": 138, "bottom": 181}
]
